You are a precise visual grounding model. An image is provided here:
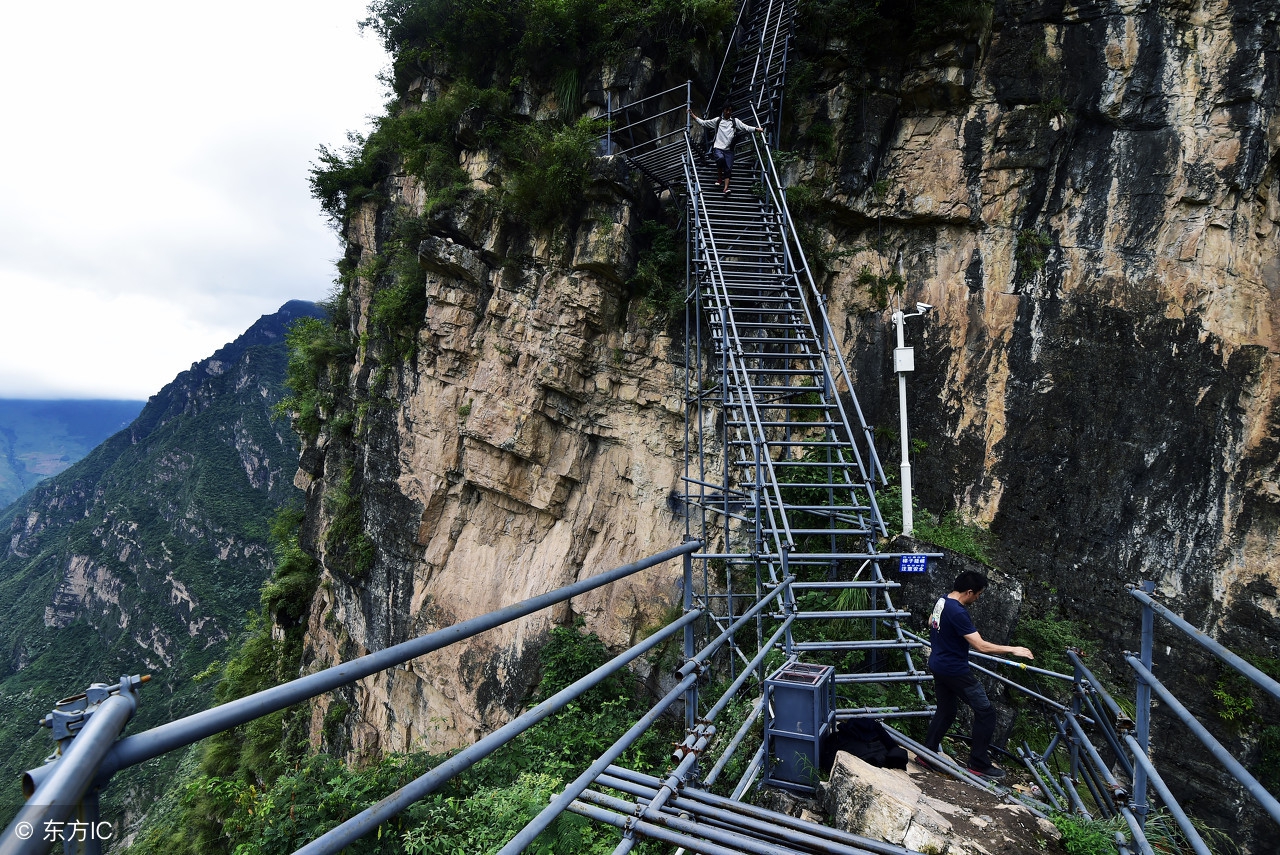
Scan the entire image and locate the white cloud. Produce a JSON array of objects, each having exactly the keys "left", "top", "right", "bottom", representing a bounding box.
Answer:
[{"left": 0, "top": 0, "right": 388, "bottom": 398}]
